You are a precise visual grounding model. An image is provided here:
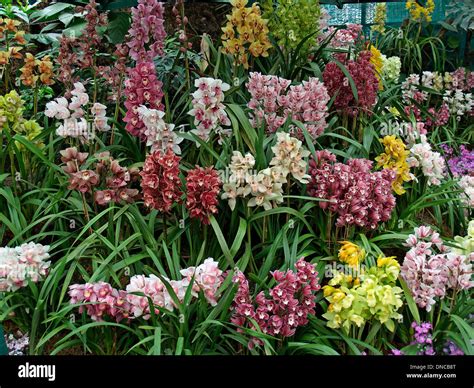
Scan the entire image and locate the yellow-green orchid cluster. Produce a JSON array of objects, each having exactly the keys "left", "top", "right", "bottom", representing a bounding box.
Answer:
[
  {"left": 0, "top": 89, "right": 44, "bottom": 149},
  {"left": 263, "top": 0, "right": 321, "bottom": 53},
  {"left": 338, "top": 241, "right": 366, "bottom": 269},
  {"left": 0, "top": 89, "right": 23, "bottom": 127},
  {"left": 453, "top": 220, "right": 474, "bottom": 256},
  {"left": 381, "top": 55, "right": 401, "bottom": 84},
  {"left": 371, "top": 3, "right": 387, "bottom": 35},
  {"left": 14, "top": 119, "right": 43, "bottom": 150},
  {"left": 323, "top": 256, "right": 403, "bottom": 333},
  {"left": 368, "top": 256, "right": 401, "bottom": 284}
]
